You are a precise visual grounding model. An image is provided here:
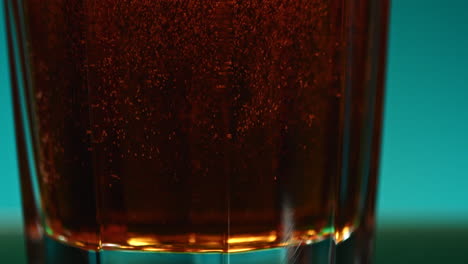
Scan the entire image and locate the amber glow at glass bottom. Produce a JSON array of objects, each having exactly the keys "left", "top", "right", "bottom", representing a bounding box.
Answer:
[{"left": 44, "top": 225, "right": 354, "bottom": 253}]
